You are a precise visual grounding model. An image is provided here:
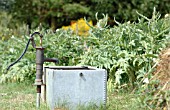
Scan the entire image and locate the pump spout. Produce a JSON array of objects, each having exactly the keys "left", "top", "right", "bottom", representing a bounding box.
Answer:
[{"left": 44, "top": 58, "right": 59, "bottom": 64}]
